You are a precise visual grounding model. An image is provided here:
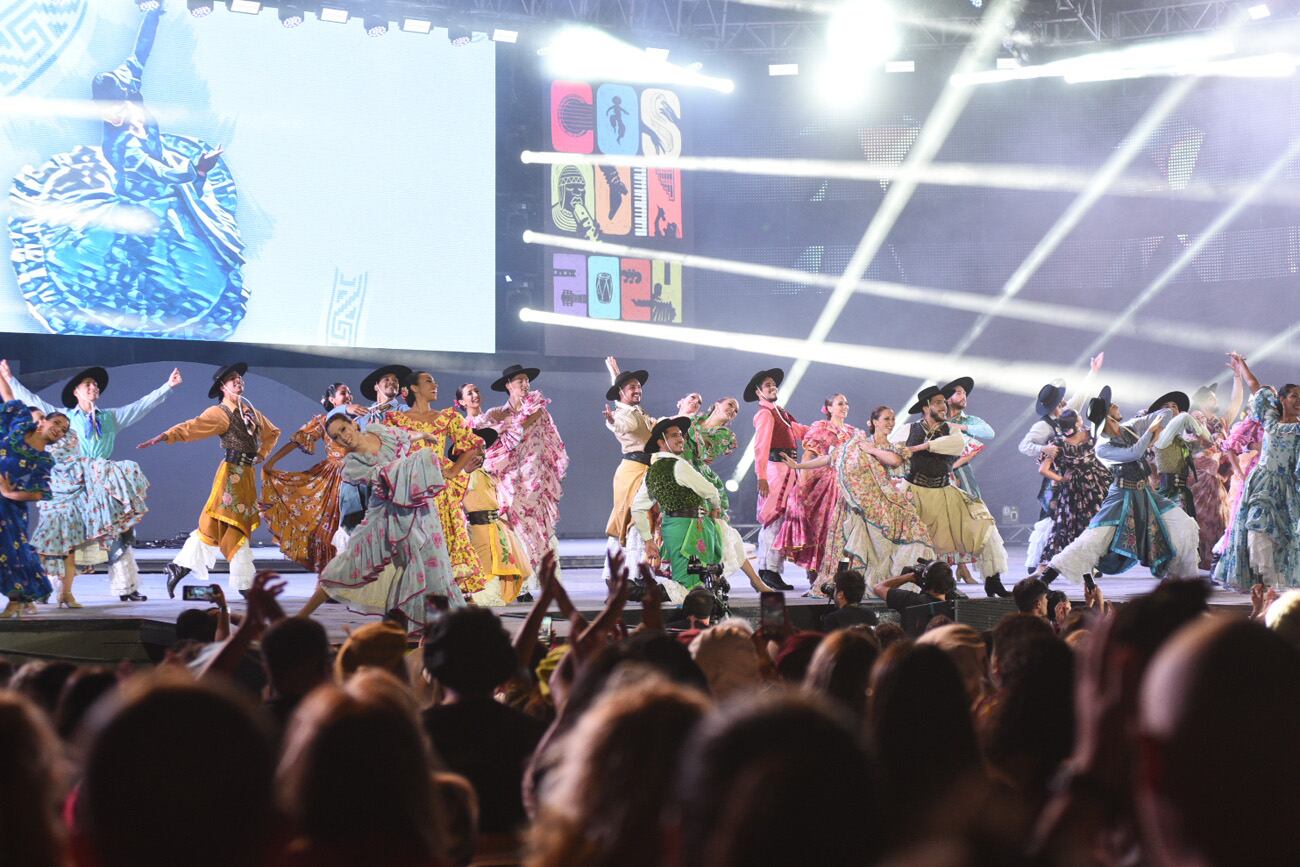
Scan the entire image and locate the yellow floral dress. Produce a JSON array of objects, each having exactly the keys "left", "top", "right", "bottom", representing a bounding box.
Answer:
[{"left": 382, "top": 408, "right": 487, "bottom": 594}]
